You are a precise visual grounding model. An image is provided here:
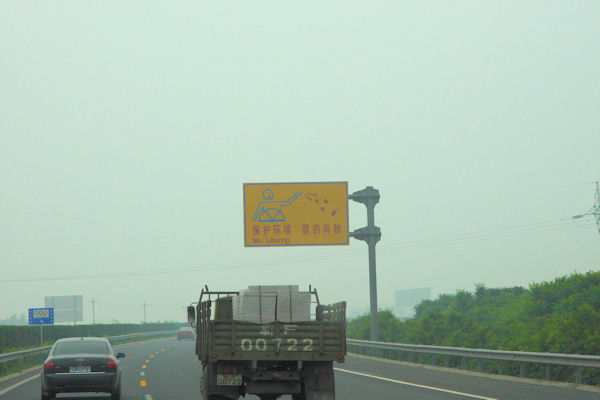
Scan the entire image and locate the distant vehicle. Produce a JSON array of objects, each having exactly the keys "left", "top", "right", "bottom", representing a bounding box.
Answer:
[
  {"left": 177, "top": 326, "right": 195, "bottom": 340},
  {"left": 41, "top": 337, "right": 125, "bottom": 400}
]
